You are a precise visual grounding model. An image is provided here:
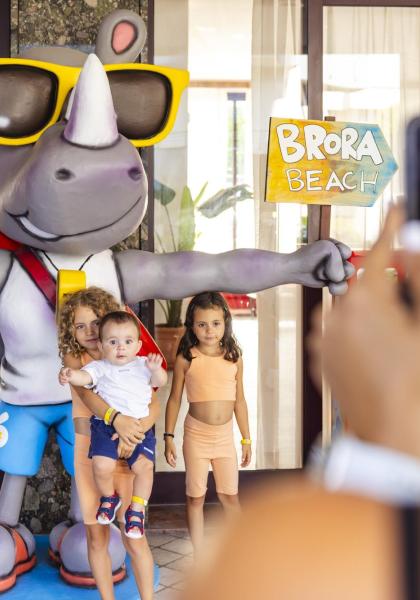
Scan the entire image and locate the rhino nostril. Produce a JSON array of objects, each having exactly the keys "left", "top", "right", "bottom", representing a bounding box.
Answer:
[
  {"left": 128, "top": 167, "right": 142, "bottom": 181},
  {"left": 55, "top": 168, "right": 74, "bottom": 181}
]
